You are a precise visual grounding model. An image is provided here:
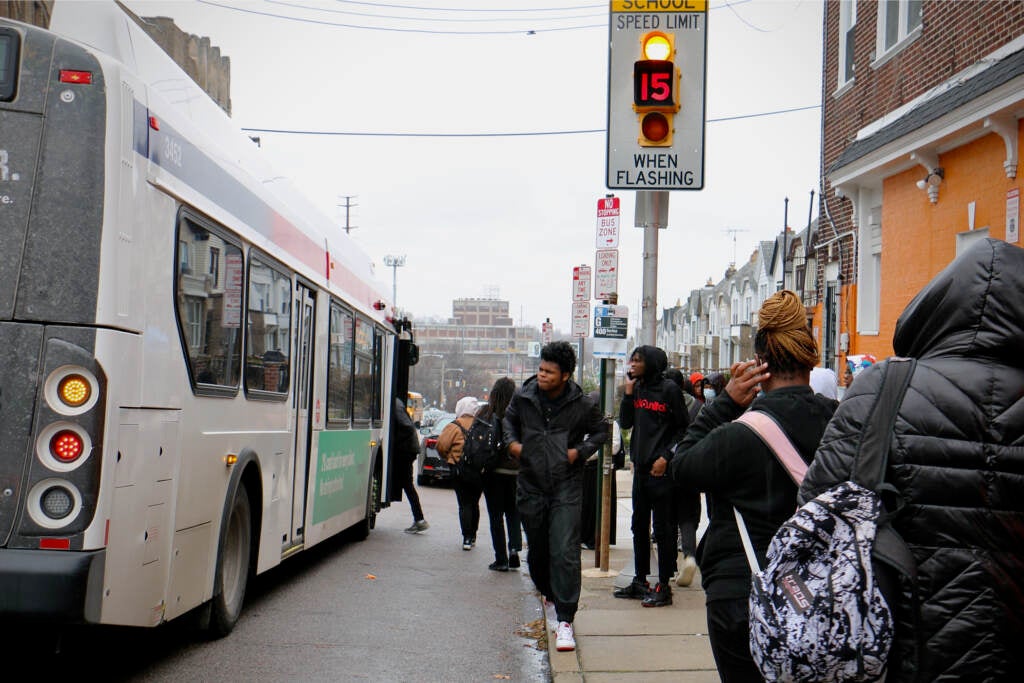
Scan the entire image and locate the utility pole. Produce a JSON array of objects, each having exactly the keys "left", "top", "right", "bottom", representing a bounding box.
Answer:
[
  {"left": 383, "top": 255, "right": 406, "bottom": 309},
  {"left": 338, "top": 195, "right": 358, "bottom": 234}
]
